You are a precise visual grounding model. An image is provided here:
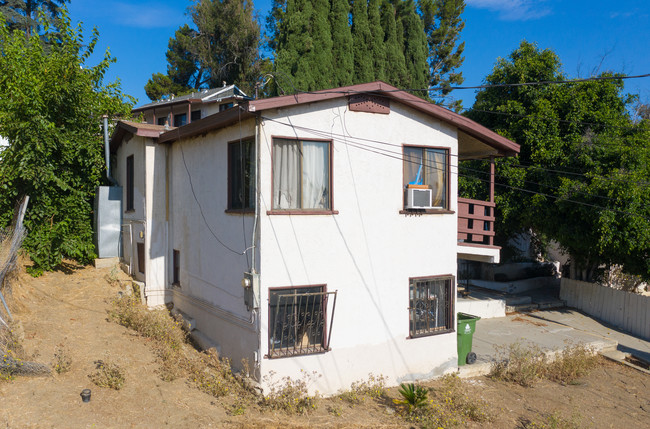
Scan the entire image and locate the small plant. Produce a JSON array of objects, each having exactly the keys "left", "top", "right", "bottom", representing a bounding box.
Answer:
[
  {"left": 327, "top": 404, "right": 343, "bottom": 416},
  {"left": 52, "top": 343, "right": 72, "bottom": 374},
  {"left": 545, "top": 343, "right": 597, "bottom": 384},
  {"left": 490, "top": 341, "right": 547, "bottom": 387},
  {"left": 227, "top": 397, "right": 247, "bottom": 416},
  {"left": 338, "top": 373, "right": 387, "bottom": 404},
  {"left": 262, "top": 370, "right": 321, "bottom": 414},
  {"left": 1, "top": 323, "right": 25, "bottom": 381},
  {"left": 394, "top": 382, "right": 428, "bottom": 413},
  {"left": 89, "top": 359, "right": 126, "bottom": 390},
  {"left": 520, "top": 411, "right": 582, "bottom": 429}
]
